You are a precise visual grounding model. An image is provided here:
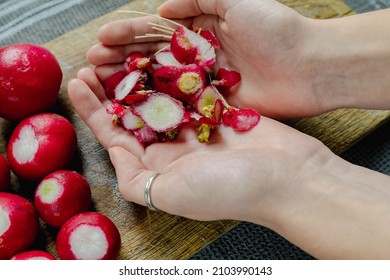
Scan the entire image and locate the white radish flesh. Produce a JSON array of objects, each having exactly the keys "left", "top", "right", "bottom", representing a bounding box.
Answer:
[{"left": 134, "top": 93, "right": 185, "bottom": 132}]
